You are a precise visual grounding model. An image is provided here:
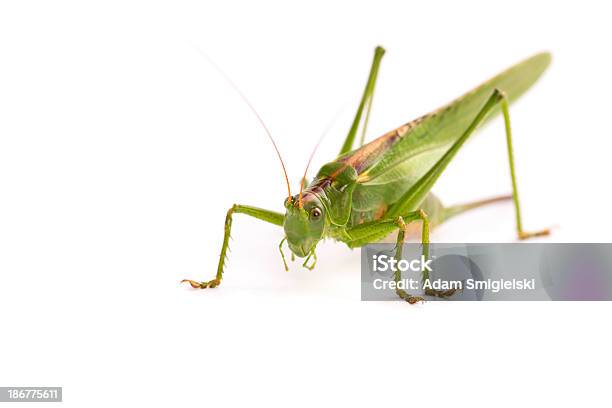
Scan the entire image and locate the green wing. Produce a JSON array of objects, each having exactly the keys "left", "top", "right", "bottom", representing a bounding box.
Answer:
[{"left": 358, "top": 52, "right": 551, "bottom": 187}]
